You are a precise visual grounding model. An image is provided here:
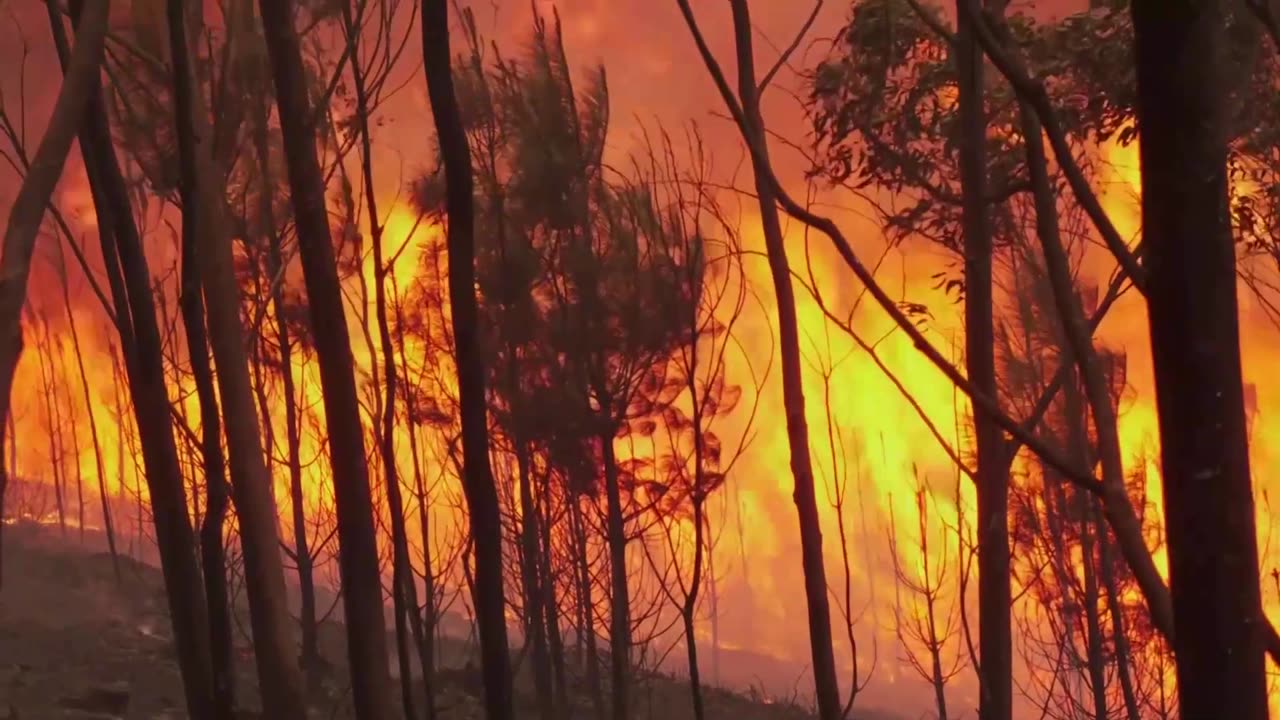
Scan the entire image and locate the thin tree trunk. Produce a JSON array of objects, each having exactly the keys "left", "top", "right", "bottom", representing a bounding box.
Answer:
[
  {"left": 516, "top": 431, "right": 555, "bottom": 720},
  {"left": 252, "top": 95, "right": 320, "bottom": 682},
  {"left": 1094, "top": 503, "right": 1140, "bottom": 720},
  {"left": 62, "top": 345, "right": 86, "bottom": 542},
  {"left": 1132, "top": 1, "right": 1268, "bottom": 717},
  {"left": 570, "top": 496, "right": 604, "bottom": 718},
  {"left": 724, "top": 3, "right": 842, "bottom": 717},
  {"left": 167, "top": 6, "right": 307, "bottom": 717},
  {"left": 58, "top": 238, "right": 119, "bottom": 579},
  {"left": 176, "top": 200, "right": 235, "bottom": 720},
  {"left": 683, "top": 499, "right": 707, "bottom": 720},
  {"left": 955, "top": 4, "right": 1010, "bottom": 720},
  {"left": 35, "top": 326, "right": 67, "bottom": 534},
  {"left": 397, "top": 307, "right": 439, "bottom": 718},
  {"left": 341, "top": 6, "right": 427, "bottom": 709},
  {"left": 540, "top": 470, "right": 570, "bottom": 713},
  {"left": 597, "top": 427, "right": 631, "bottom": 720},
  {"left": 257, "top": 2, "right": 394, "bottom": 716},
  {"left": 170, "top": 115, "right": 236, "bottom": 720},
  {"left": 49, "top": 4, "right": 217, "bottom": 714},
  {"left": 422, "top": 1, "right": 515, "bottom": 716}
]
